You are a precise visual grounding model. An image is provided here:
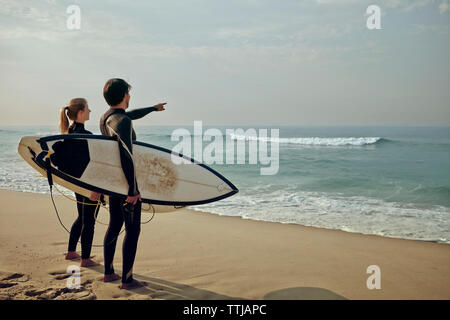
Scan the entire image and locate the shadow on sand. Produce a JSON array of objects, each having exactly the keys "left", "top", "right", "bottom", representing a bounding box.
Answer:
[
  {"left": 122, "top": 275, "right": 243, "bottom": 300},
  {"left": 91, "top": 268, "right": 346, "bottom": 299},
  {"left": 263, "top": 287, "right": 347, "bottom": 300},
  {"left": 87, "top": 265, "right": 346, "bottom": 300},
  {"left": 87, "top": 265, "right": 242, "bottom": 299}
]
